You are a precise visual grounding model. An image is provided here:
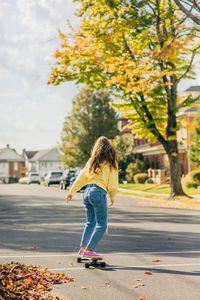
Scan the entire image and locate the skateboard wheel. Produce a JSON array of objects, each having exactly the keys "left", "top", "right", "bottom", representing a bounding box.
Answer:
[
  {"left": 85, "top": 263, "right": 90, "bottom": 268},
  {"left": 100, "top": 262, "right": 106, "bottom": 268},
  {"left": 77, "top": 257, "right": 82, "bottom": 263}
]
